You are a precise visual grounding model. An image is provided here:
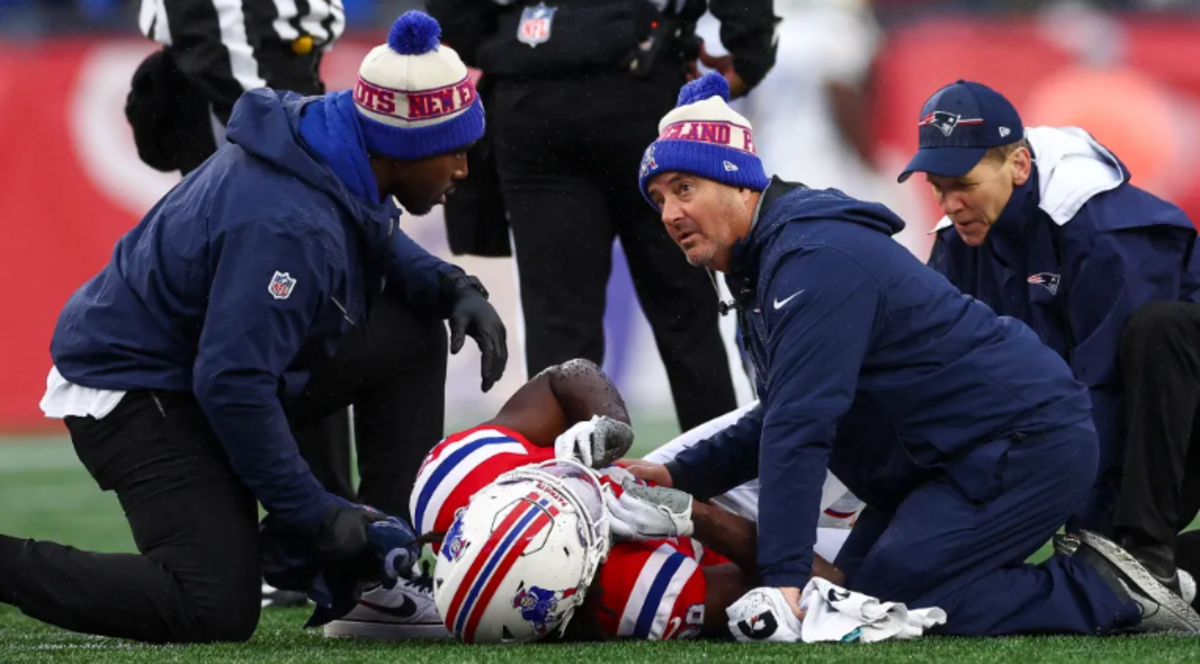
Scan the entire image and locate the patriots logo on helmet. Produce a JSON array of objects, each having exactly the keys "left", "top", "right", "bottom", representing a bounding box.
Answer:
[
  {"left": 443, "top": 509, "right": 469, "bottom": 562},
  {"left": 512, "top": 584, "right": 577, "bottom": 634},
  {"left": 918, "top": 111, "right": 984, "bottom": 138},
  {"left": 1027, "top": 272, "right": 1062, "bottom": 295},
  {"left": 640, "top": 145, "right": 658, "bottom": 178}
]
